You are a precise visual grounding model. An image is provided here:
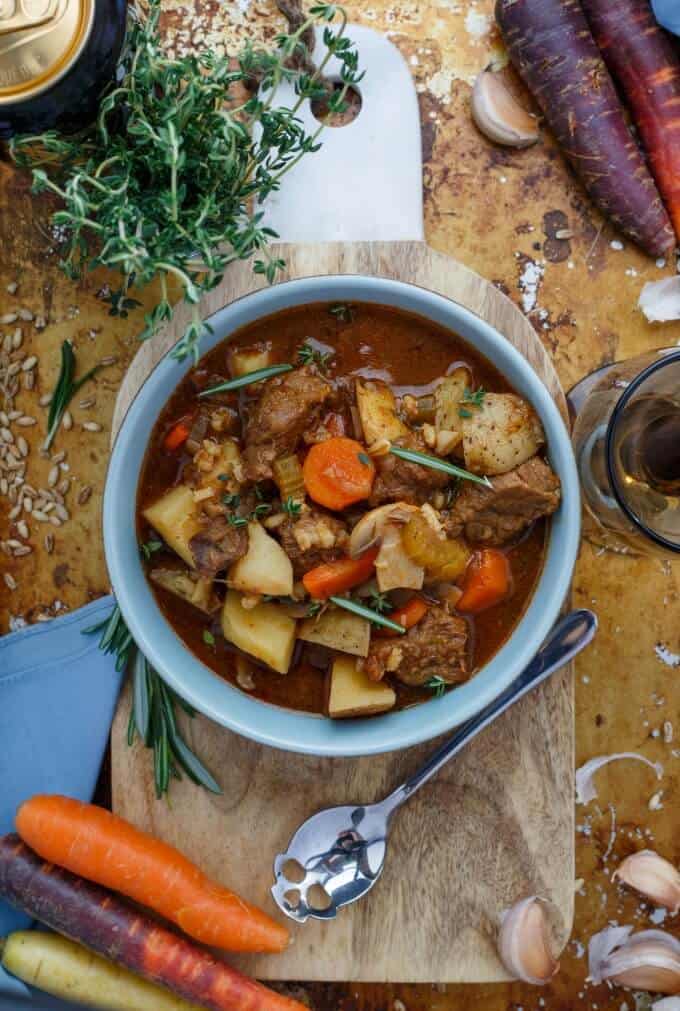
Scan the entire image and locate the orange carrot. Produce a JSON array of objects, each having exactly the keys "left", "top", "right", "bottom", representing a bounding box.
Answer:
[
  {"left": 15, "top": 796, "right": 289, "bottom": 955},
  {"left": 302, "top": 548, "right": 379, "bottom": 599},
  {"left": 457, "top": 549, "right": 510, "bottom": 613},
  {"left": 0, "top": 835, "right": 304, "bottom": 1011},
  {"left": 376, "top": 597, "right": 428, "bottom": 637},
  {"left": 302, "top": 436, "right": 375, "bottom": 510},
  {"left": 164, "top": 418, "right": 191, "bottom": 451}
]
